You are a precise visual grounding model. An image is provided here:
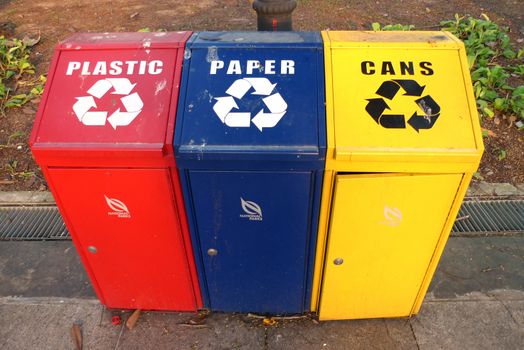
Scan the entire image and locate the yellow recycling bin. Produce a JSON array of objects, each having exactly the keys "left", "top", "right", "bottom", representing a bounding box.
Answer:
[{"left": 311, "top": 31, "right": 484, "bottom": 320}]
